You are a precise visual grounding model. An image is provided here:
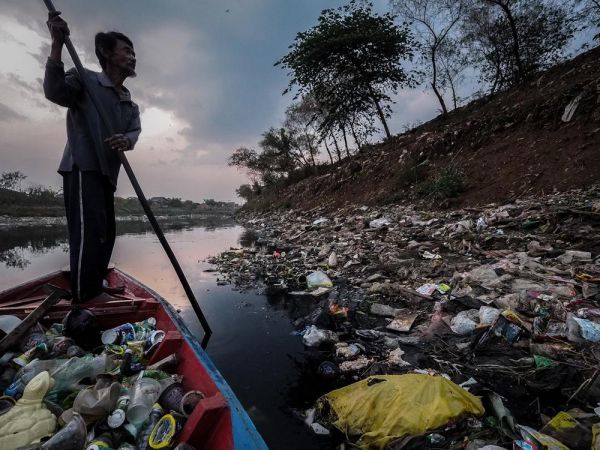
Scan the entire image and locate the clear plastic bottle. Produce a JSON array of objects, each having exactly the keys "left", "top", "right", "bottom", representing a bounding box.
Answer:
[
  {"left": 4, "top": 358, "right": 68, "bottom": 398},
  {"left": 136, "top": 403, "right": 164, "bottom": 450},
  {"left": 108, "top": 388, "right": 130, "bottom": 429},
  {"left": 41, "top": 413, "right": 87, "bottom": 449}
]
